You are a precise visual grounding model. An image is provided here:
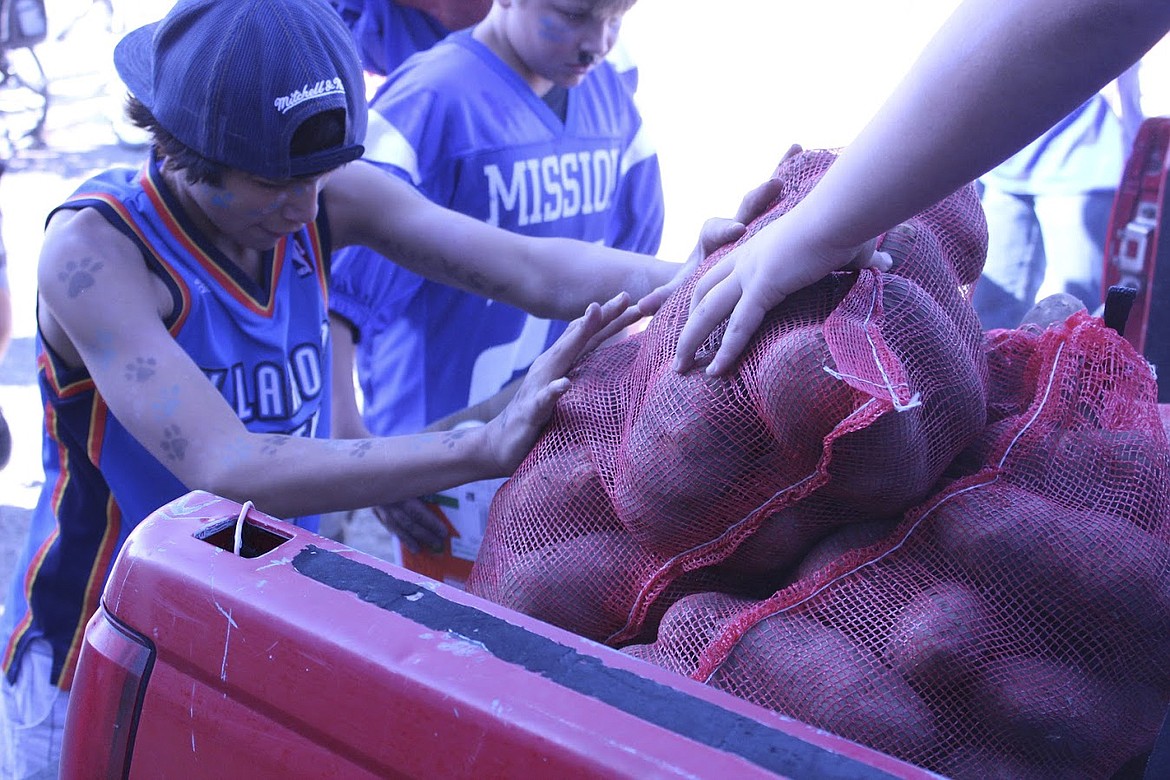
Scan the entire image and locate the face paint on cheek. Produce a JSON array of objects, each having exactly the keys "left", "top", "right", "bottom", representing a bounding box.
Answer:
[
  {"left": 537, "top": 14, "right": 571, "bottom": 43},
  {"left": 210, "top": 191, "right": 234, "bottom": 209}
]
